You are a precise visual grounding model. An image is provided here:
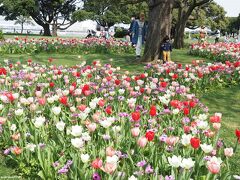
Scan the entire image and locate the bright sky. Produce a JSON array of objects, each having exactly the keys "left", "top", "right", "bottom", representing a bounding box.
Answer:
[{"left": 214, "top": 0, "right": 240, "bottom": 17}]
